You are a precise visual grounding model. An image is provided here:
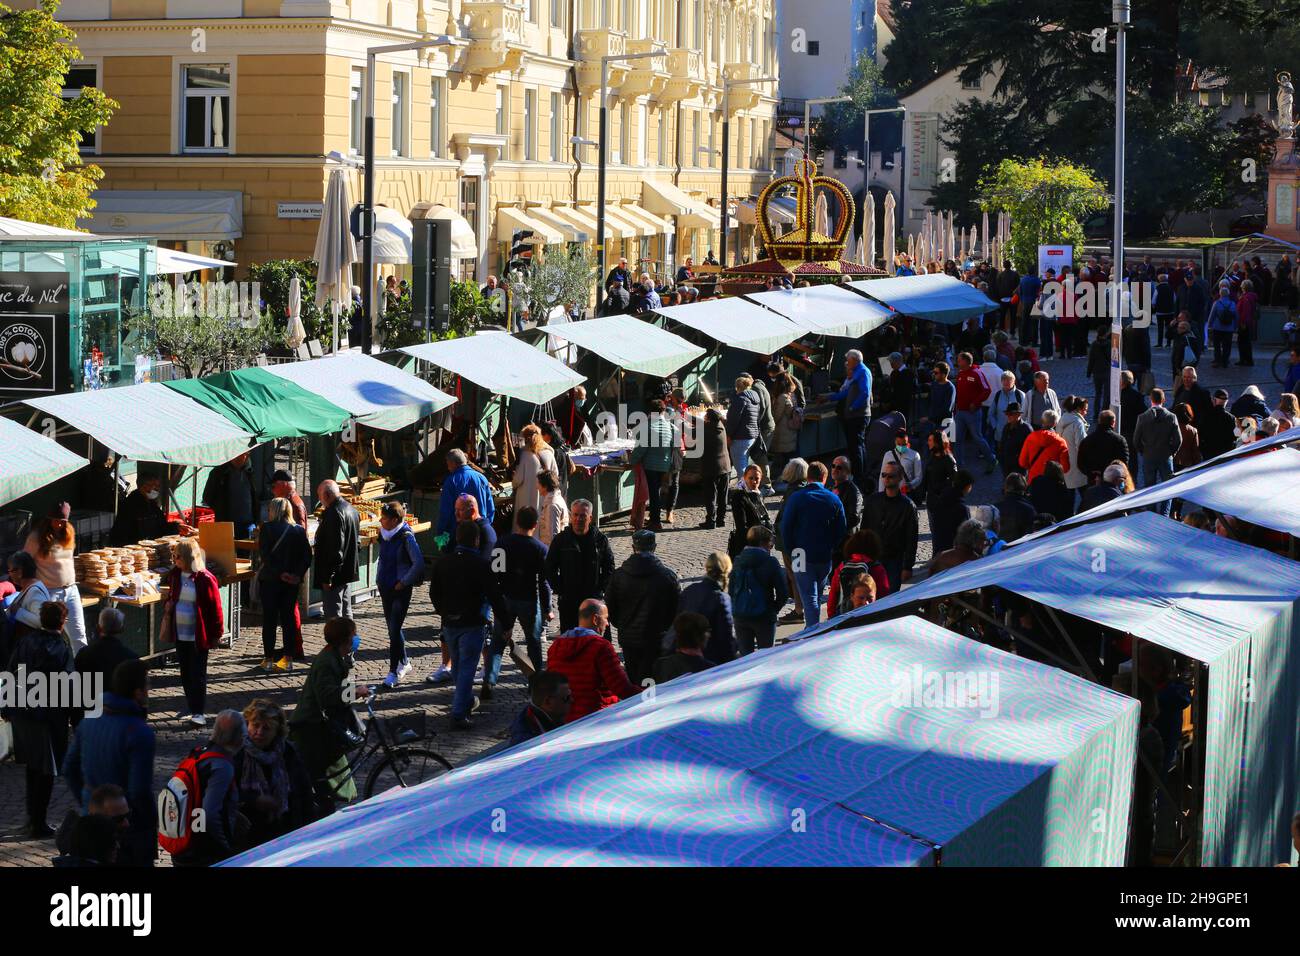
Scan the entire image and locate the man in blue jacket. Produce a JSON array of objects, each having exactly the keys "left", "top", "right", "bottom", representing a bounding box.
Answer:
[
  {"left": 820, "top": 349, "right": 872, "bottom": 487},
  {"left": 779, "top": 461, "right": 847, "bottom": 628},
  {"left": 437, "top": 449, "right": 496, "bottom": 537},
  {"left": 63, "top": 659, "right": 156, "bottom": 866}
]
